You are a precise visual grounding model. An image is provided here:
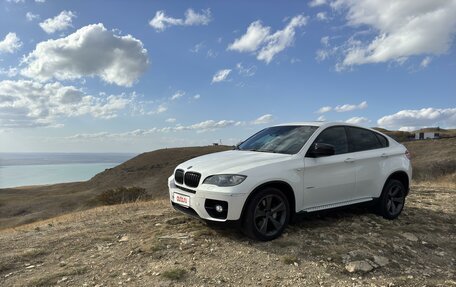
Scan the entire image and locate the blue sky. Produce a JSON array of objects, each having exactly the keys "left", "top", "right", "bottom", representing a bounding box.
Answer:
[{"left": 0, "top": 0, "right": 455, "bottom": 152}]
